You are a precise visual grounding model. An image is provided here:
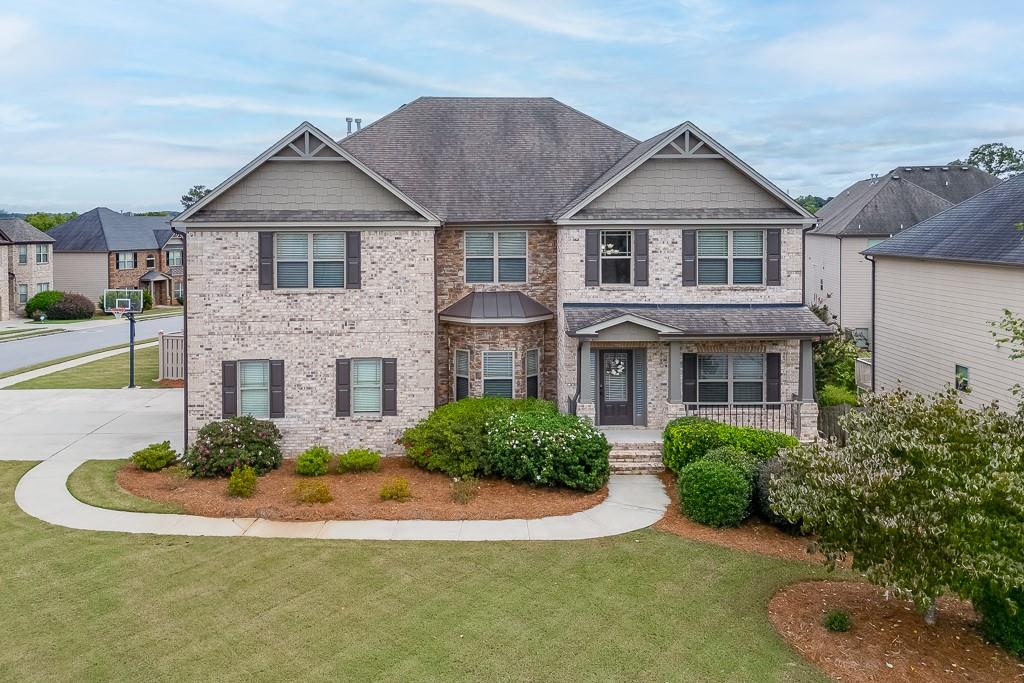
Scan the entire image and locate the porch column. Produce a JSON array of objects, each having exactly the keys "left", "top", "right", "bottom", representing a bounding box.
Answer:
[
  {"left": 799, "top": 339, "right": 814, "bottom": 401},
  {"left": 579, "top": 340, "right": 593, "bottom": 403}
]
